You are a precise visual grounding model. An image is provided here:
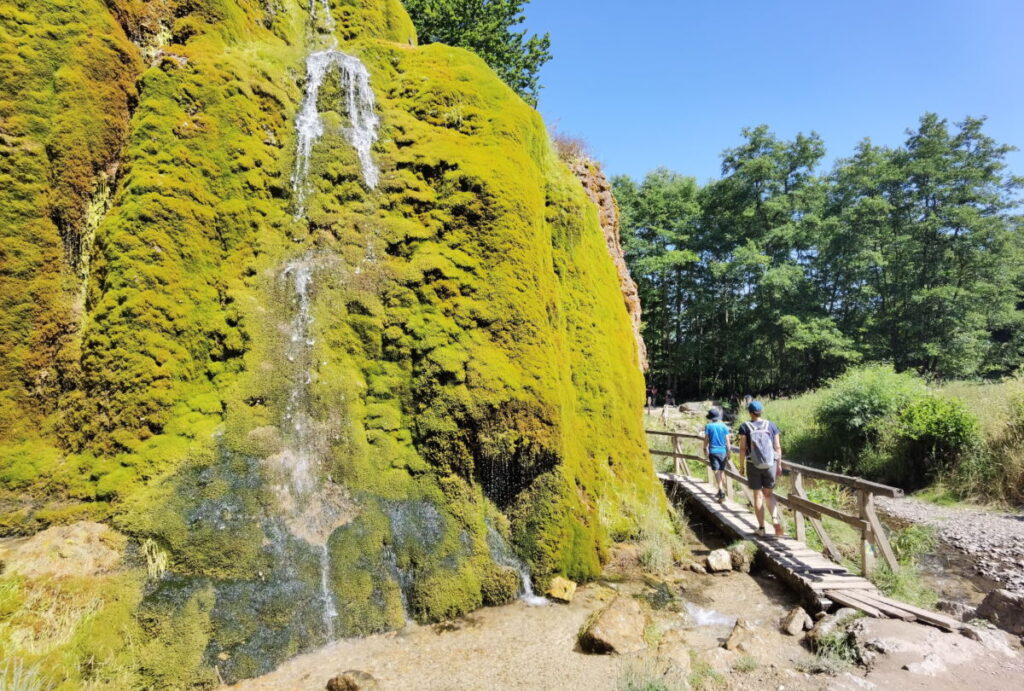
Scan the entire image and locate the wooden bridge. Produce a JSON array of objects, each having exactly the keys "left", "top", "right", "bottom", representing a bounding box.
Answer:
[{"left": 649, "top": 428, "right": 963, "bottom": 631}]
